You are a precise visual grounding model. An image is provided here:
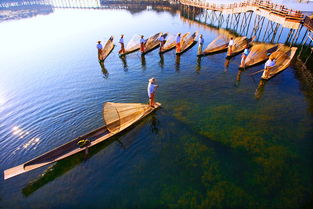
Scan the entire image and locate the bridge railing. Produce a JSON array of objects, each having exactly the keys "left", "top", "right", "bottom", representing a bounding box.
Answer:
[{"left": 180, "top": 0, "right": 304, "bottom": 22}]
